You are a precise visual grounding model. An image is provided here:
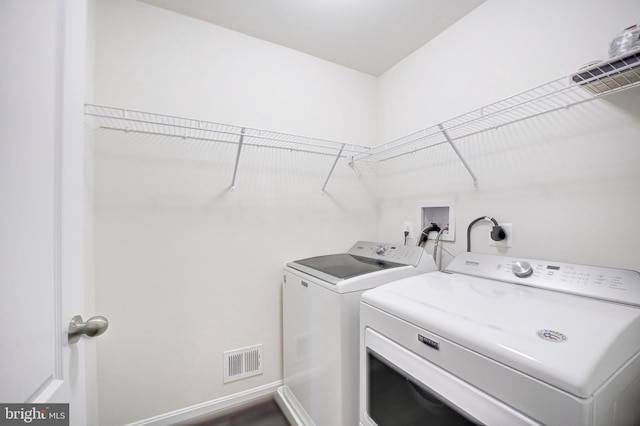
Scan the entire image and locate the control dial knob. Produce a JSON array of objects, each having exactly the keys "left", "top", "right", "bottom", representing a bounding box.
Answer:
[
  {"left": 512, "top": 261, "right": 533, "bottom": 278},
  {"left": 374, "top": 245, "right": 387, "bottom": 255}
]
